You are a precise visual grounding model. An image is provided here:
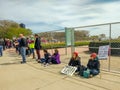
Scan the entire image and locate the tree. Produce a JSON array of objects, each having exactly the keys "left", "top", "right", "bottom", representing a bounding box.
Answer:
[
  {"left": 118, "top": 36, "right": 120, "bottom": 39},
  {"left": 74, "top": 30, "right": 89, "bottom": 41},
  {"left": 0, "top": 20, "right": 32, "bottom": 39},
  {"left": 90, "top": 35, "right": 99, "bottom": 41},
  {"left": 99, "top": 34, "right": 106, "bottom": 41}
]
